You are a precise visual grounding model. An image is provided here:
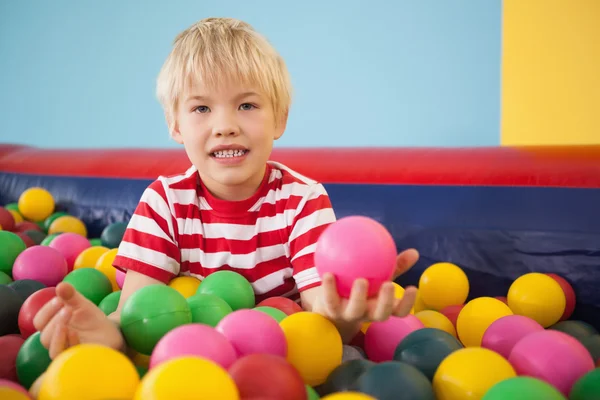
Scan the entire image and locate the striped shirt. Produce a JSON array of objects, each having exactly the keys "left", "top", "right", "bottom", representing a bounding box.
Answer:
[{"left": 113, "top": 161, "right": 336, "bottom": 302}]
